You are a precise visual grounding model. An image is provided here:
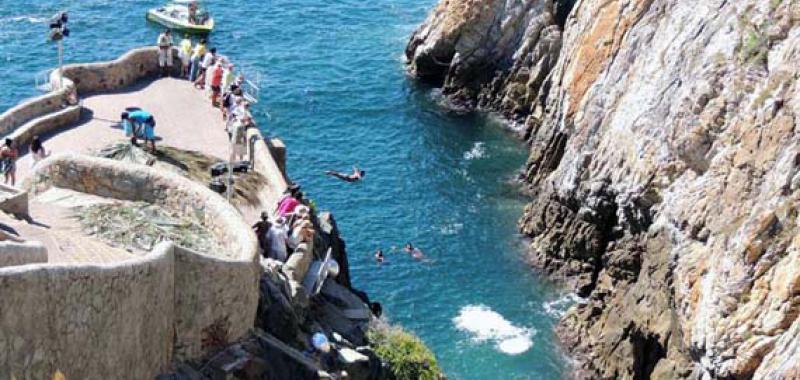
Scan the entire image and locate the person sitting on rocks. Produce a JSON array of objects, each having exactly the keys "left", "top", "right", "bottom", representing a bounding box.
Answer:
[
  {"left": 252, "top": 211, "right": 272, "bottom": 257},
  {"left": 325, "top": 166, "right": 365, "bottom": 183}
]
